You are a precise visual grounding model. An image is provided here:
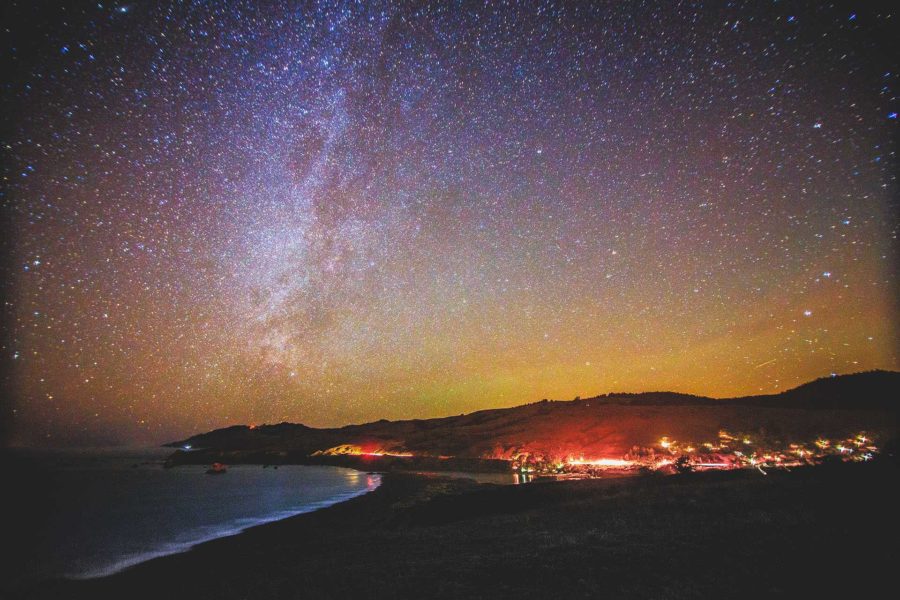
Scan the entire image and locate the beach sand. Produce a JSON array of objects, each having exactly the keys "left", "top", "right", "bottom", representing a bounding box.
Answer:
[{"left": 16, "top": 461, "right": 898, "bottom": 599}]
